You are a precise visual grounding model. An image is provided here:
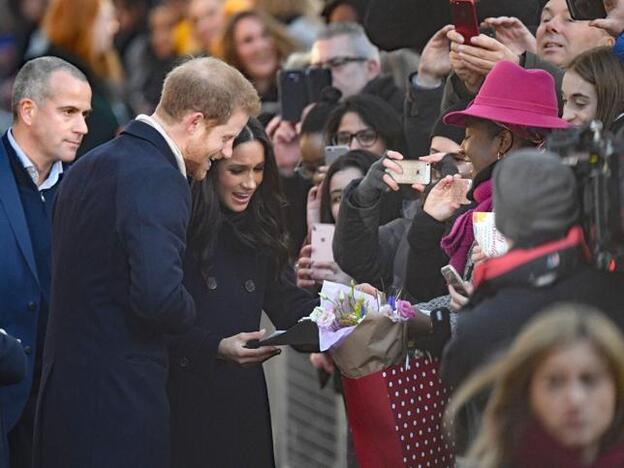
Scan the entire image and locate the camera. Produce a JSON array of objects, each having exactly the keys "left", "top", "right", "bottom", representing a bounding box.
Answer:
[{"left": 546, "top": 121, "right": 624, "bottom": 272}]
